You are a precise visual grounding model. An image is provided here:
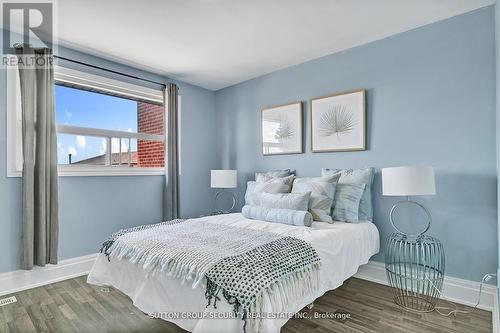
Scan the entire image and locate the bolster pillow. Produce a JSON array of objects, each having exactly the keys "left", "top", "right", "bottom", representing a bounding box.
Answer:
[{"left": 241, "top": 205, "right": 313, "bottom": 227}]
